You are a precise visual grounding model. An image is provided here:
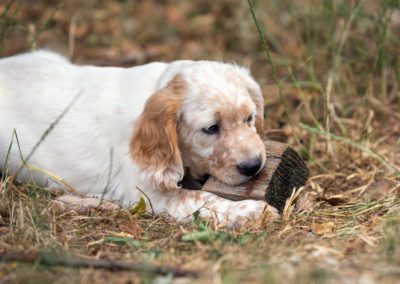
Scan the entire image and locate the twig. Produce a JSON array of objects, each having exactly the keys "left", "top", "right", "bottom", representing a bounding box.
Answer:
[
  {"left": 323, "top": 0, "right": 362, "bottom": 154},
  {"left": 68, "top": 14, "right": 77, "bottom": 61},
  {"left": 0, "top": 251, "right": 198, "bottom": 278},
  {"left": 100, "top": 148, "right": 114, "bottom": 203},
  {"left": 26, "top": 164, "right": 79, "bottom": 195},
  {"left": 247, "top": 0, "right": 302, "bottom": 147},
  {"left": 28, "top": 3, "right": 62, "bottom": 50},
  {"left": 282, "top": 186, "right": 306, "bottom": 221},
  {"left": 135, "top": 186, "right": 155, "bottom": 216}
]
